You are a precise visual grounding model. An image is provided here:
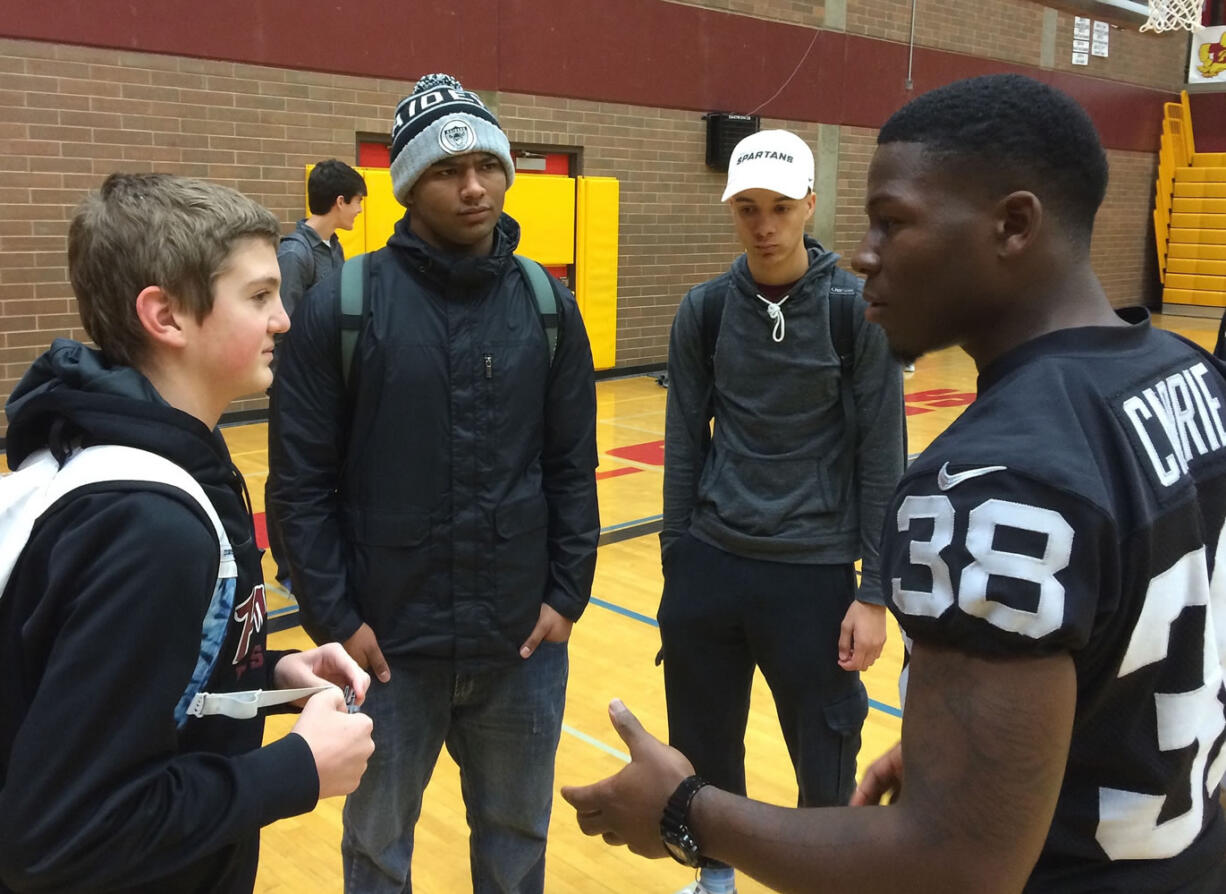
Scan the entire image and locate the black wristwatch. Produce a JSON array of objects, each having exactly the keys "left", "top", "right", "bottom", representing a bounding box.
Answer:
[{"left": 660, "top": 774, "right": 712, "bottom": 867}]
